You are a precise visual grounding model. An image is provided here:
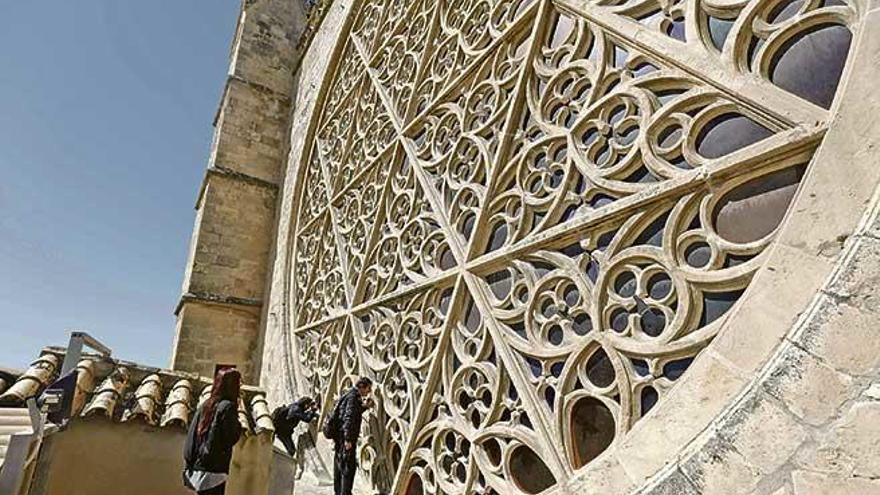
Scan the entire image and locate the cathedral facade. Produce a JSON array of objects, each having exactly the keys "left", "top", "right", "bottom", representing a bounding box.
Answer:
[{"left": 172, "top": 0, "right": 880, "bottom": 493}]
